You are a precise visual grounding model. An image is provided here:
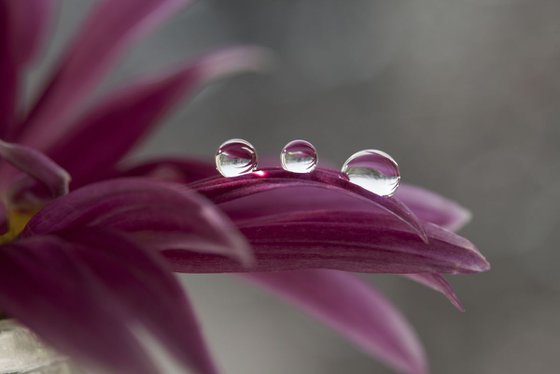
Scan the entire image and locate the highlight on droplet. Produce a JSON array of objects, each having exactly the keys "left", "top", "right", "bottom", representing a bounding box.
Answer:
[
  {"left": 341, "top": 149, "right": 400, "bottom": 196},
  {"left": 215, "top": 139, "right": 258, "bottom": 177},
  {"left": 280, "top": 139, "right": 318, "bottom": 173}
]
